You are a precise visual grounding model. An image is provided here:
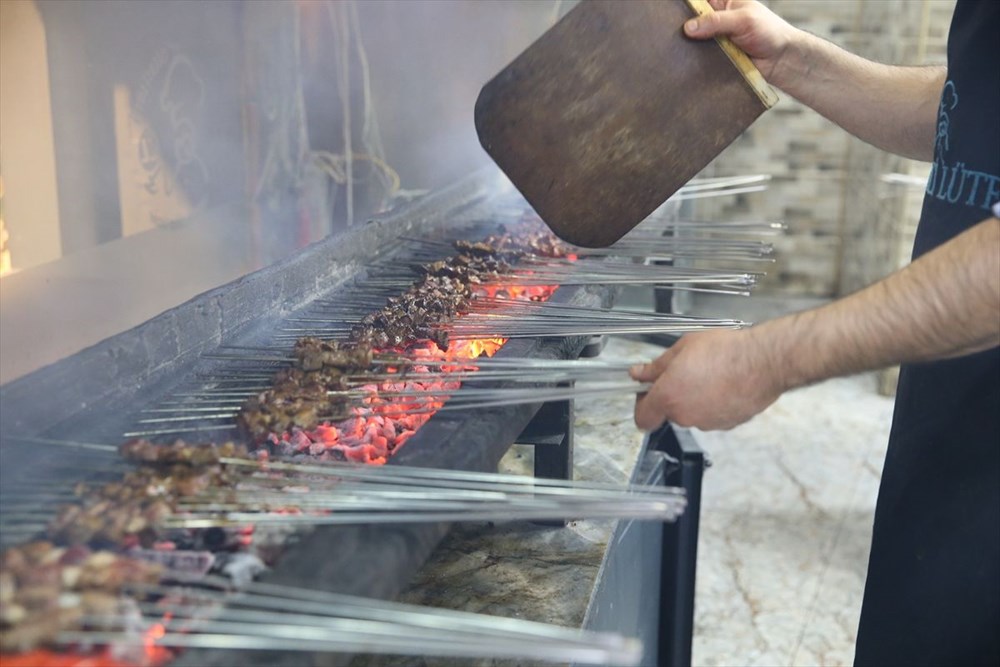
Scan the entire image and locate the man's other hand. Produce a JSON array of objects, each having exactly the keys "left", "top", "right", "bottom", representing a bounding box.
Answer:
[{"left": 630, "top": 329, "right": 784, "bottom": 432}]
